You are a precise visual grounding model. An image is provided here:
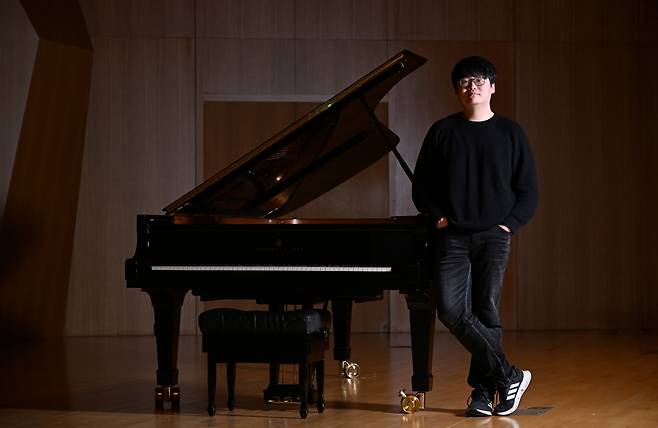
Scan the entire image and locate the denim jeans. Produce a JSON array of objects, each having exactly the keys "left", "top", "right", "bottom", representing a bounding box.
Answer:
[{"left": 433, "top": 225, "right": 514, "bottom": 389}]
